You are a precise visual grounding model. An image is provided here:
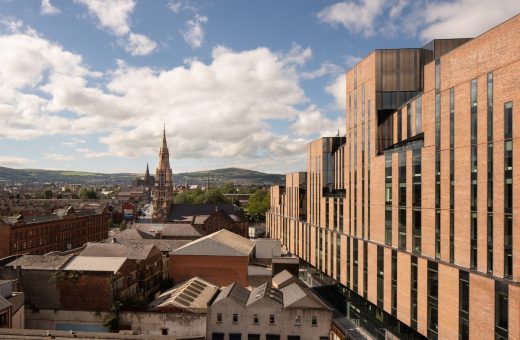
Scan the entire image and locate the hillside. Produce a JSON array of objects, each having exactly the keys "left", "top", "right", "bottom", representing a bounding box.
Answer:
[
  {"left": 175, "top": 167, "right": 285, "bottom": 186},
  {"left": 0, "top": 166, "right": 285, "bottom": 186}
]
